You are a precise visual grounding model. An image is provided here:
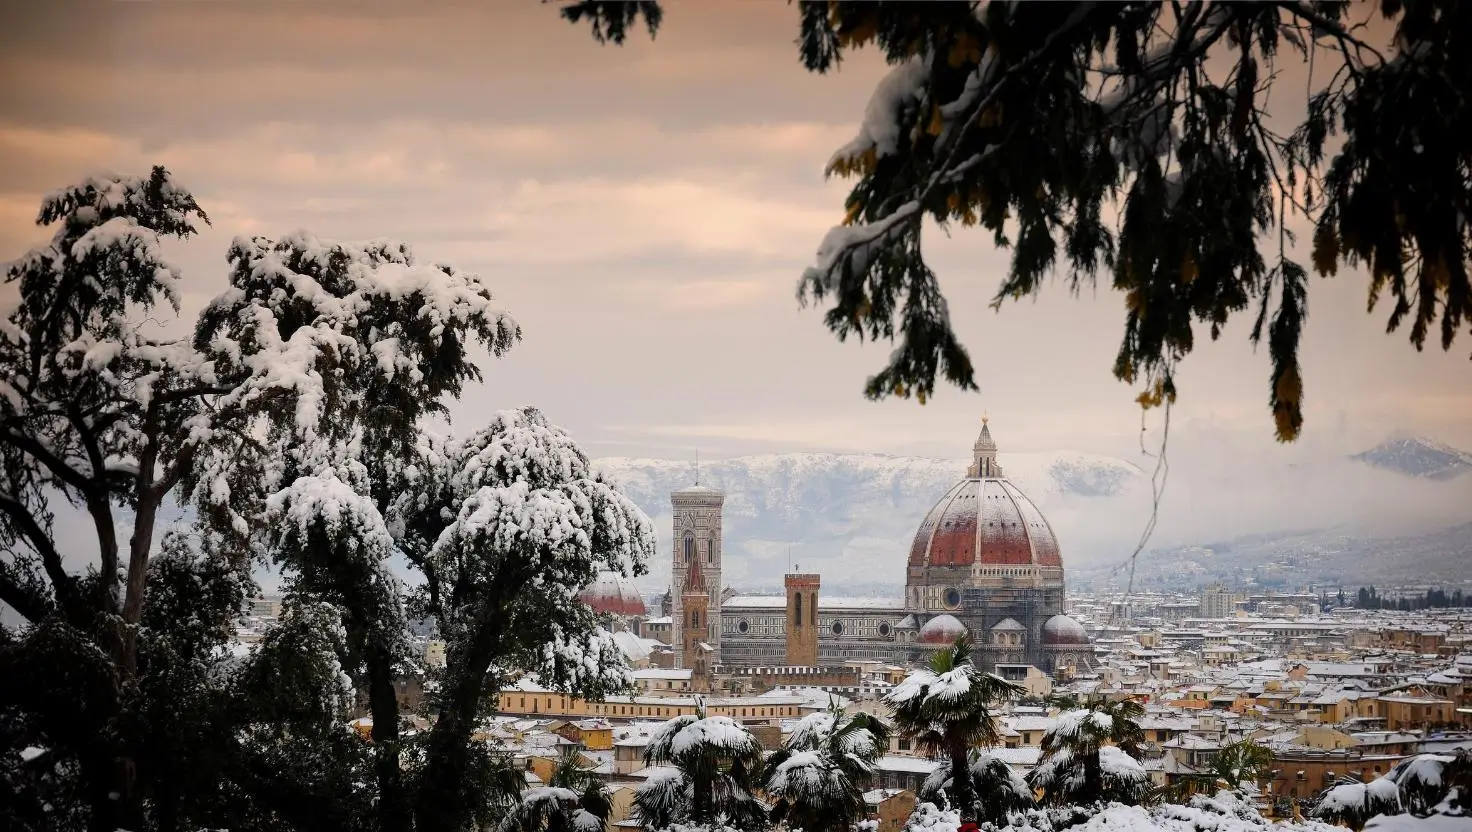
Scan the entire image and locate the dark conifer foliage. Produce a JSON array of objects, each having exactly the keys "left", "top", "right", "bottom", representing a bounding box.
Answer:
[{"left": 568, "top": 0, "right": 1472, "bottom": 441}]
